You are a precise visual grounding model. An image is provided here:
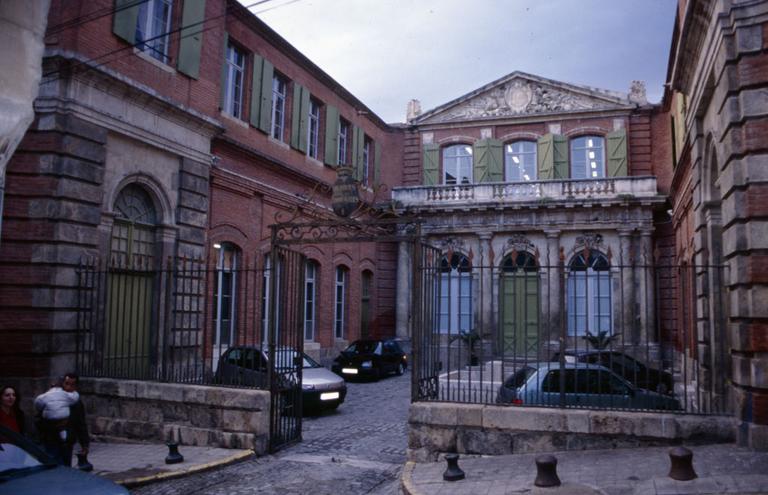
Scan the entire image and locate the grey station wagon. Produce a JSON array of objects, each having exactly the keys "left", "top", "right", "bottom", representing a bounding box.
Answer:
[
  {"left": 496, "top": 362, "right": 681, "bottom": 411},
  {"left": 215, "top": 346, "right": 347, "bottom": 412}
]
